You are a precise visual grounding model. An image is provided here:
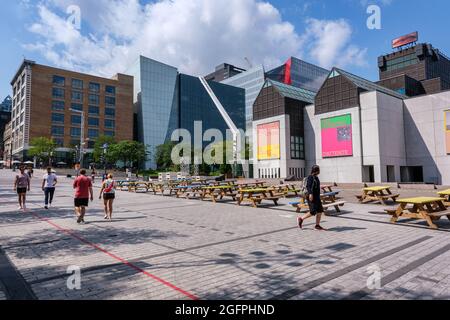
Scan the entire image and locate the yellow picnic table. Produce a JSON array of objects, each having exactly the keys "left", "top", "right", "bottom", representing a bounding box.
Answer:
[
  {"left": 201, "top": 185, "right": 237, "bottom": 203},
  {"left": 357, "top": 186, "right": 399, "bottom": 205},
  {"left": 389, "top": 197, "right": 450, "bottom": 229},
  {"left": 437, "top": 189, "right": 450, "bottom": 206},
  {"left": 237, "top": 188, "right": 283, "bottom": 208}
]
